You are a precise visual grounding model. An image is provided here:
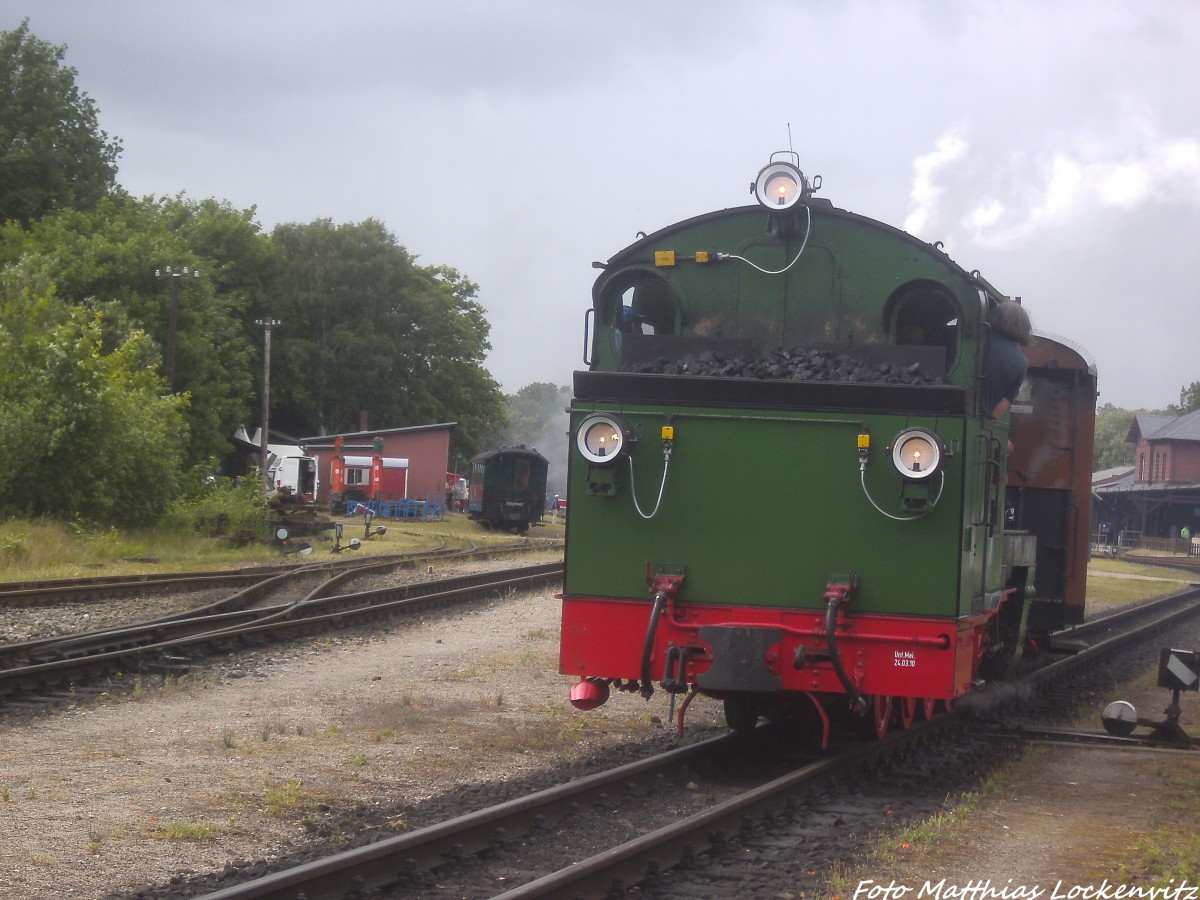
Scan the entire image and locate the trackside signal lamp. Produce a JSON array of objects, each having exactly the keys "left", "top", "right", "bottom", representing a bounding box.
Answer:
[
  {"left": 576, "top": 413, "right": 634, "bottom": 466},
  {"left": 891, "top": 428, "right": 944, "bottom": 481}
]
